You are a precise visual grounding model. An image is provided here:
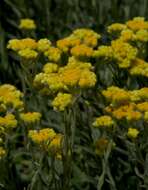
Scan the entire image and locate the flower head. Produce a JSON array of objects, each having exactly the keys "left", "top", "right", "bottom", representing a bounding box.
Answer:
[{"left": 19, "top": 18, "right": 36, "bottom": 30}]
